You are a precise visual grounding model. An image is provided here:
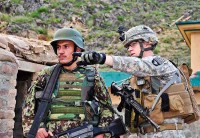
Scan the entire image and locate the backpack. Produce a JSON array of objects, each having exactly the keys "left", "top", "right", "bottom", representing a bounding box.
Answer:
[{"left": 178, "top": 63, "right": 200, "bottom": 123}]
